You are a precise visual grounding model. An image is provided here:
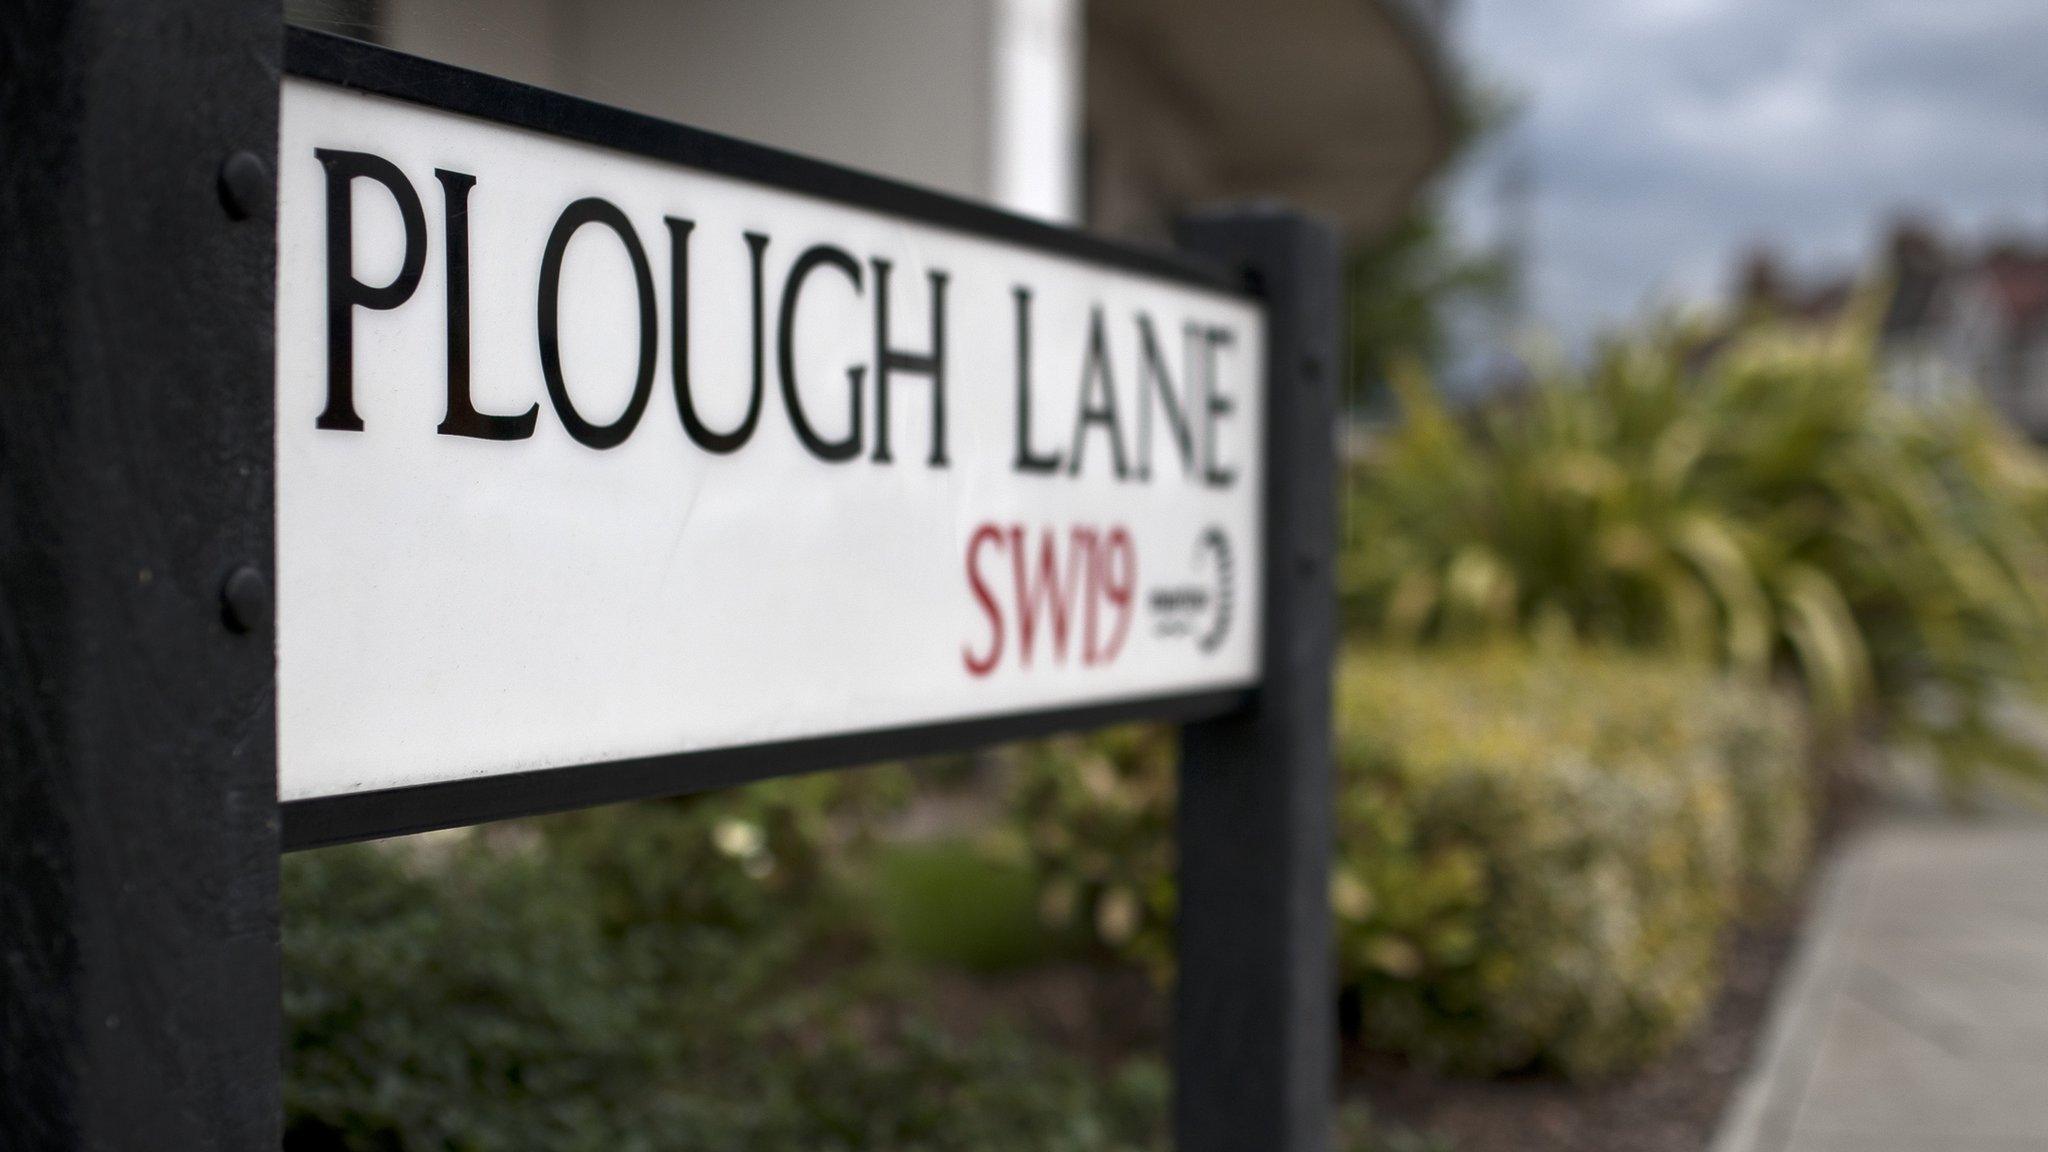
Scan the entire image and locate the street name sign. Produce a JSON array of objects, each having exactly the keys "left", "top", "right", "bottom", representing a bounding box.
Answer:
[
  {"left": 5, "top": 17, "right": 1341, "bottom": 1150},
  {"left": 275, "top": 34, "right": 1266, "bottom": 835}
]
